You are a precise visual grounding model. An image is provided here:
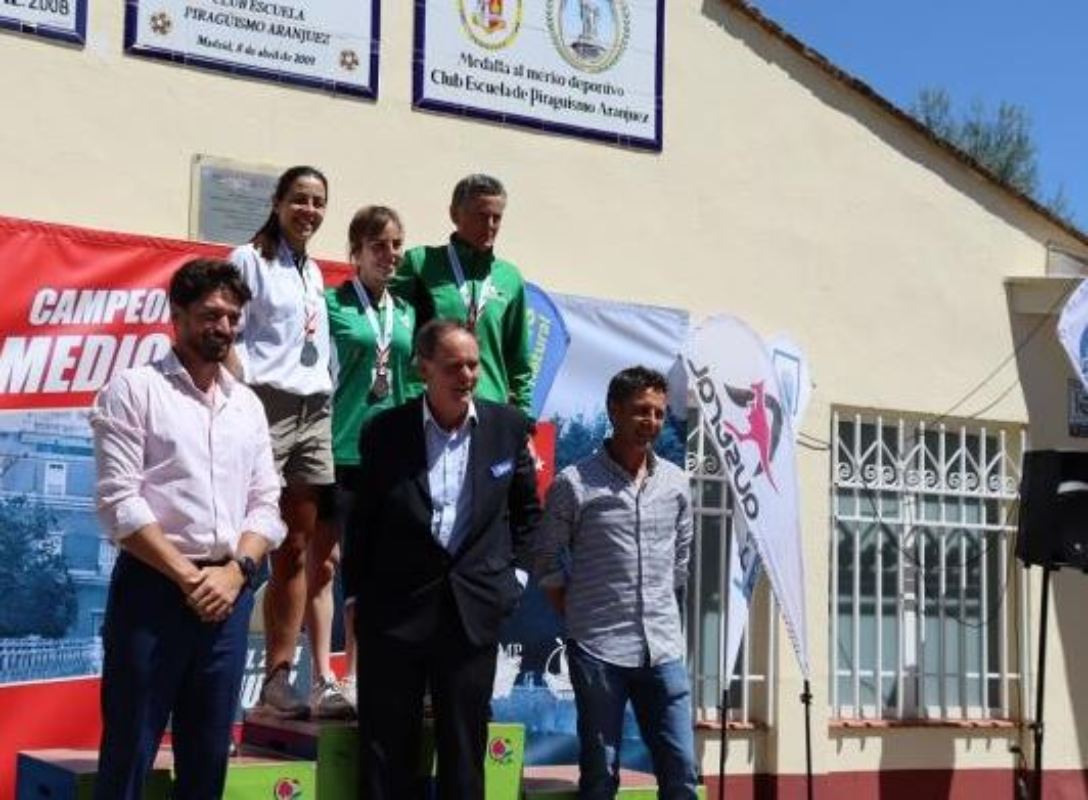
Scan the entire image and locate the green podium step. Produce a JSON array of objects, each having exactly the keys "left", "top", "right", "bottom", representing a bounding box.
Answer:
[
  {"left": 242, "top": 713, "right": 362, "bottom": 800},
  {"left": 481, "top": 723, "right": 525, "bottom": 799},
  {"left": 522, "top": 765, "right": 707, "bottom": 799},
  {"left": 242, "top": 711, "right": 525, "bottom": 799},
  {"left": 219, "top": 751, "right": 316, "bottom": 799},
  {"left": 15, "top": 748, "right": 317, "bottom": 800}
]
